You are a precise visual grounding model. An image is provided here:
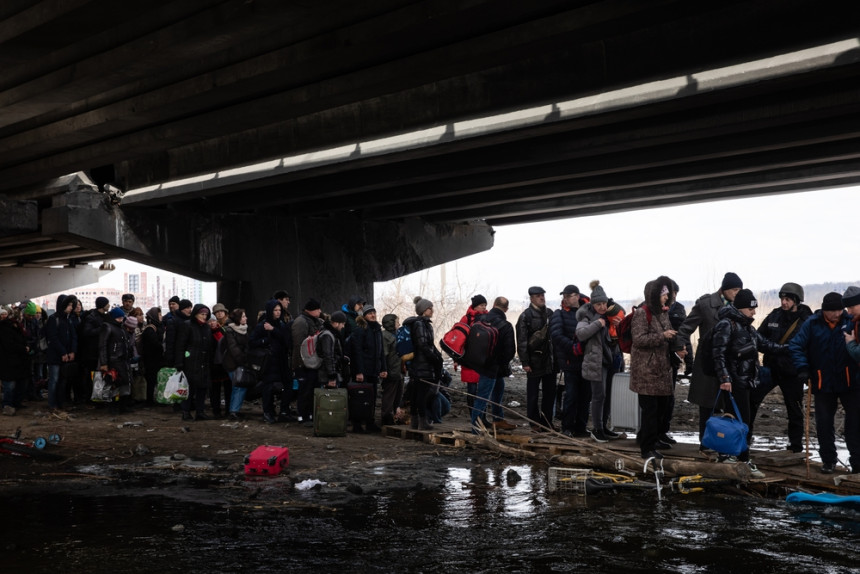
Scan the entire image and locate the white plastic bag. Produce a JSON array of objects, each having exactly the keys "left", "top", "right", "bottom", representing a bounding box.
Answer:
[
  {"left": 91, "top": 371, "right": 118, "bottom": 403},
  {"left": 164, "top": 370, "right": 190, "bottom": 402}
]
